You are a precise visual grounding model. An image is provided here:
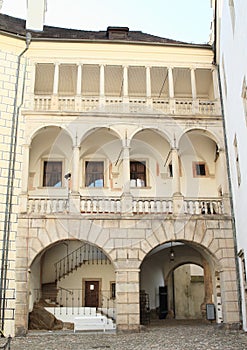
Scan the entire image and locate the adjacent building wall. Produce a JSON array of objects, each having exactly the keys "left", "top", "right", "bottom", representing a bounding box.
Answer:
[{"left": 216, "top": 0, "right": 247, "bottom": 330}]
